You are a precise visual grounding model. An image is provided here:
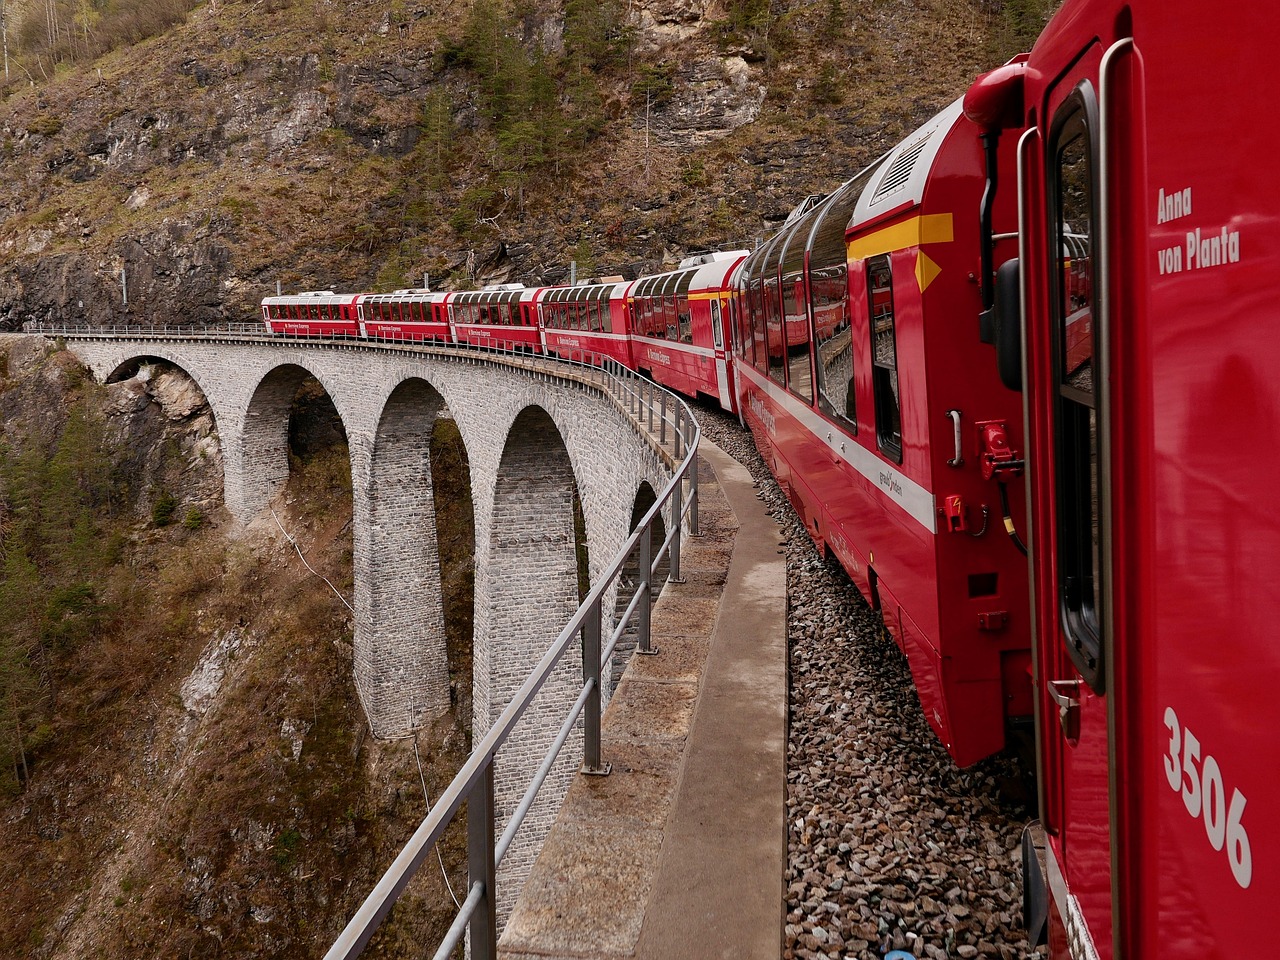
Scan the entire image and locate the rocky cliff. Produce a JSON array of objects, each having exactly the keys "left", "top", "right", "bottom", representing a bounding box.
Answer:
[{"left": 0, "top": 0, "right": 1042, "bottom": 329}]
